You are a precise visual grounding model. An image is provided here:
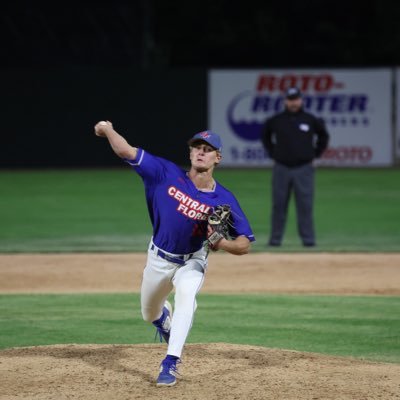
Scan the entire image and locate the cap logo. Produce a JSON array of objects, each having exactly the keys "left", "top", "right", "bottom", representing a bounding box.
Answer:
[{"left": 200, "top": 131, "right": 211, "bottom": 139}]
